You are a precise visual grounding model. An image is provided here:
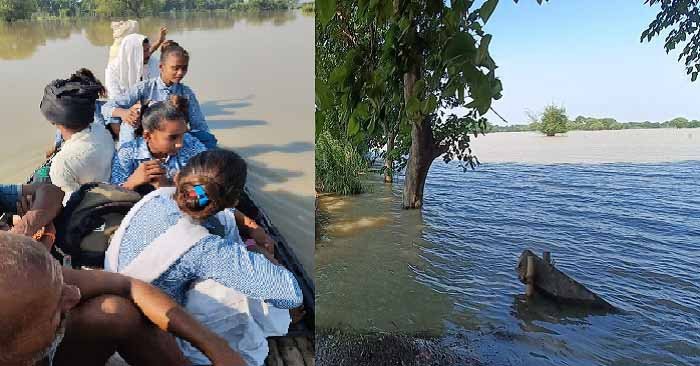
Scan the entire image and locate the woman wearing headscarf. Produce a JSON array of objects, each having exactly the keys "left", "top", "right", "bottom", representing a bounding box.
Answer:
[
  {"left": 106, "top": 27, "right": 168, "bottom": 97},
  {"left": 109, "top": 20, "right": 139, "bottom": 63},
  {"left": 41, "top": 69, "right": 115, "bottom": 203}
]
